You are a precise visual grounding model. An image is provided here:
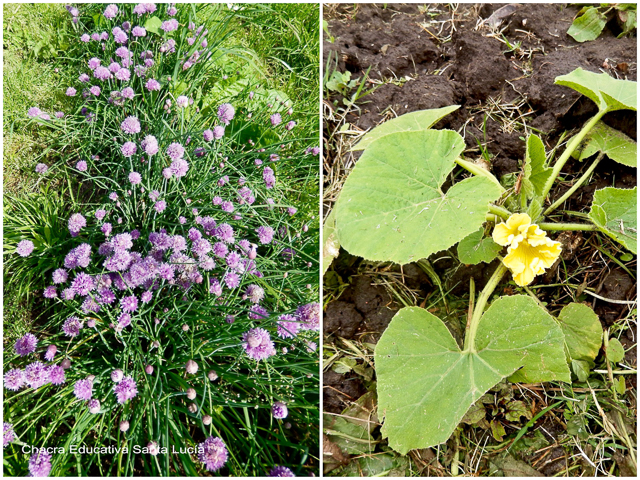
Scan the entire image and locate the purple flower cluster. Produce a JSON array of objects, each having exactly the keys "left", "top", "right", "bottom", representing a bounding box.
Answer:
[
  {"left": 217, "top": 103, "right": 235, "bottom": 125},
  {"left": 68, "top": 213, "right": 87, "bottom": 237},
  {"left": 113, "top": 376, "right": 138, "bottom": 403},
  {"left": 28, "top": 449, "right": 52, "bottom": 477},
  {"left": 197, "top": 436, "right": 228, "bottom": 472},
  {"left": 15, "top": 333, "right": 37, "bottom": 356},
  {"left": 16, "top": 239, "right": 35, "bottom": 257},
  {"left": 269, "top": 466, "right": 295, "bottom": 477},
  {"left": 121, "top": 116, "right": 141, "bottom": 134},
  {"left": 242, "top": 328, "right": 276, "bottom": 361}
]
